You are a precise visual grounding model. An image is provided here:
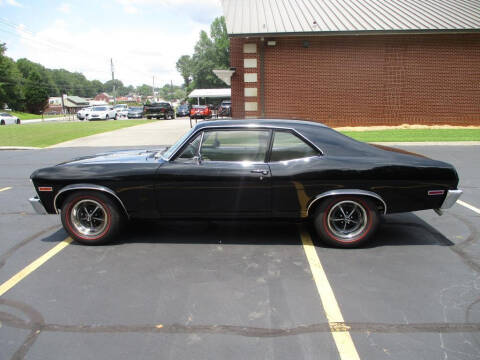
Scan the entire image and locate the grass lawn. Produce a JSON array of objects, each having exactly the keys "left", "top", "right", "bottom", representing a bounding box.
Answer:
[
  {"left": 341, "top": 129, "right": 480, "bottom": 142},
  {"left": 0, "top": 120, "right": 155, "bottom": 148},
  {"left": 5, "top": 111, "right": 64, "bottom": 120}
]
